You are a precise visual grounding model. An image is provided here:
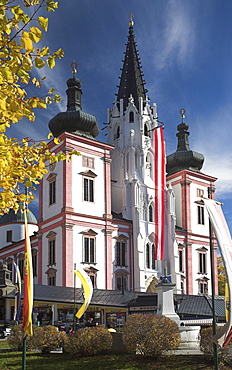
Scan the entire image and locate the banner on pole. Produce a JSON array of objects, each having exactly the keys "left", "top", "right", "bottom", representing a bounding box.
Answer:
[
  {"left": 154, "top": 126, "right": 165, "bottom": 260},
  {"left": 22, "top": 209, "right": 33, "bottom": 336},
  {"left": 74, "top": 269, "right": 93, "bottom": 318},
  {"left": 204, "top": 198, "right": 232, "bottom": 347}
]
